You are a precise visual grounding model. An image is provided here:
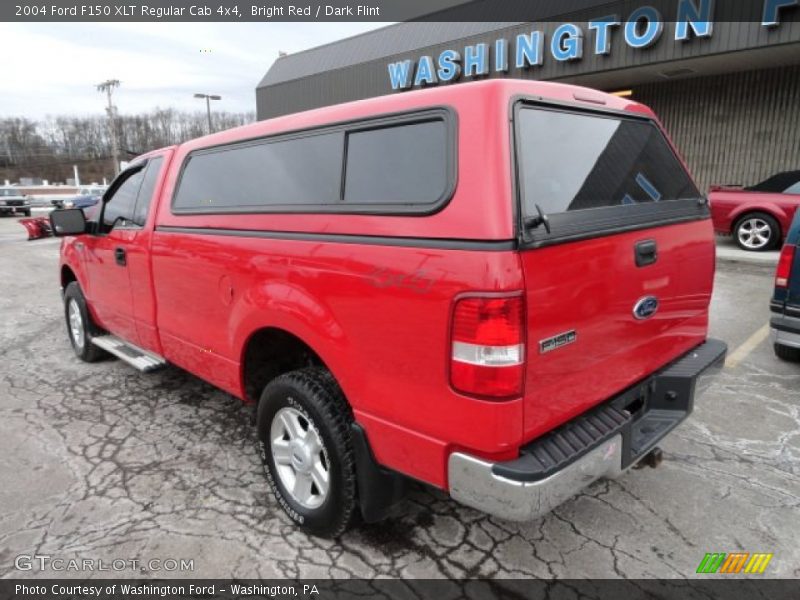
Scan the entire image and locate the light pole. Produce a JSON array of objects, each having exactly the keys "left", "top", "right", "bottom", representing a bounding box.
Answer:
[
  {"left": 194, "top": 93, "right": 221, "bottom": 134},
  {"left": 97, "top": 79, "right": 120, "bottom": 176}
]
